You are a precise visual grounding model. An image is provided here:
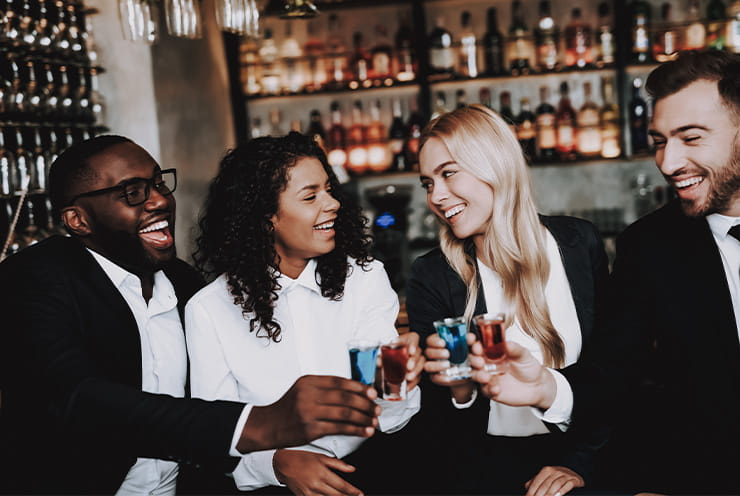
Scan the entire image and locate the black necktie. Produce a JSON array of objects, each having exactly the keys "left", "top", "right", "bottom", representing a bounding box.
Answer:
[{"left": 729, "top": 225, "right": 740, "bottom": 242}]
